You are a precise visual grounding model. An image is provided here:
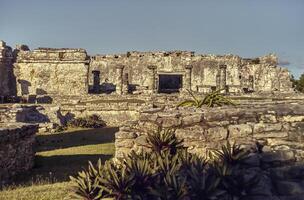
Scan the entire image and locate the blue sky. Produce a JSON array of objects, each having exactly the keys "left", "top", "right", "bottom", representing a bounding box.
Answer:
[{"left": 0, "top": 0, "right": 303, "bottom": 77}]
